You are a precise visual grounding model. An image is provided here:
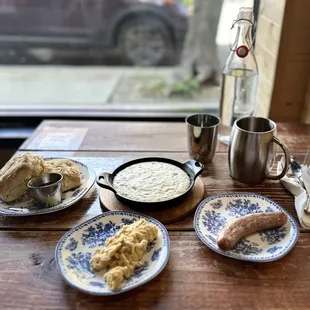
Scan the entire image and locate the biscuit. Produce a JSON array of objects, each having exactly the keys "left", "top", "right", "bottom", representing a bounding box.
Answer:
[
  {"left": 43, "top": 159, "right": 82, "bottom": 192},
  {"left": 0, "top": 153, "right": 44, "bottom": 202}
]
